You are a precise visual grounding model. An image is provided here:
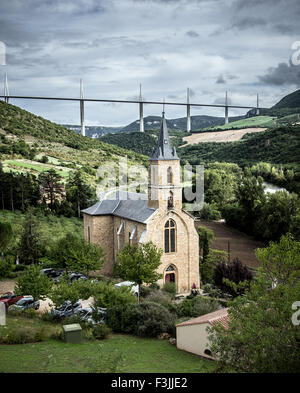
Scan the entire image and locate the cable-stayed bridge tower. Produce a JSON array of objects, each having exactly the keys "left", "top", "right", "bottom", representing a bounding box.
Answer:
[{"left": 80, "top": 79, "right": 85, "bottom": 136}]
